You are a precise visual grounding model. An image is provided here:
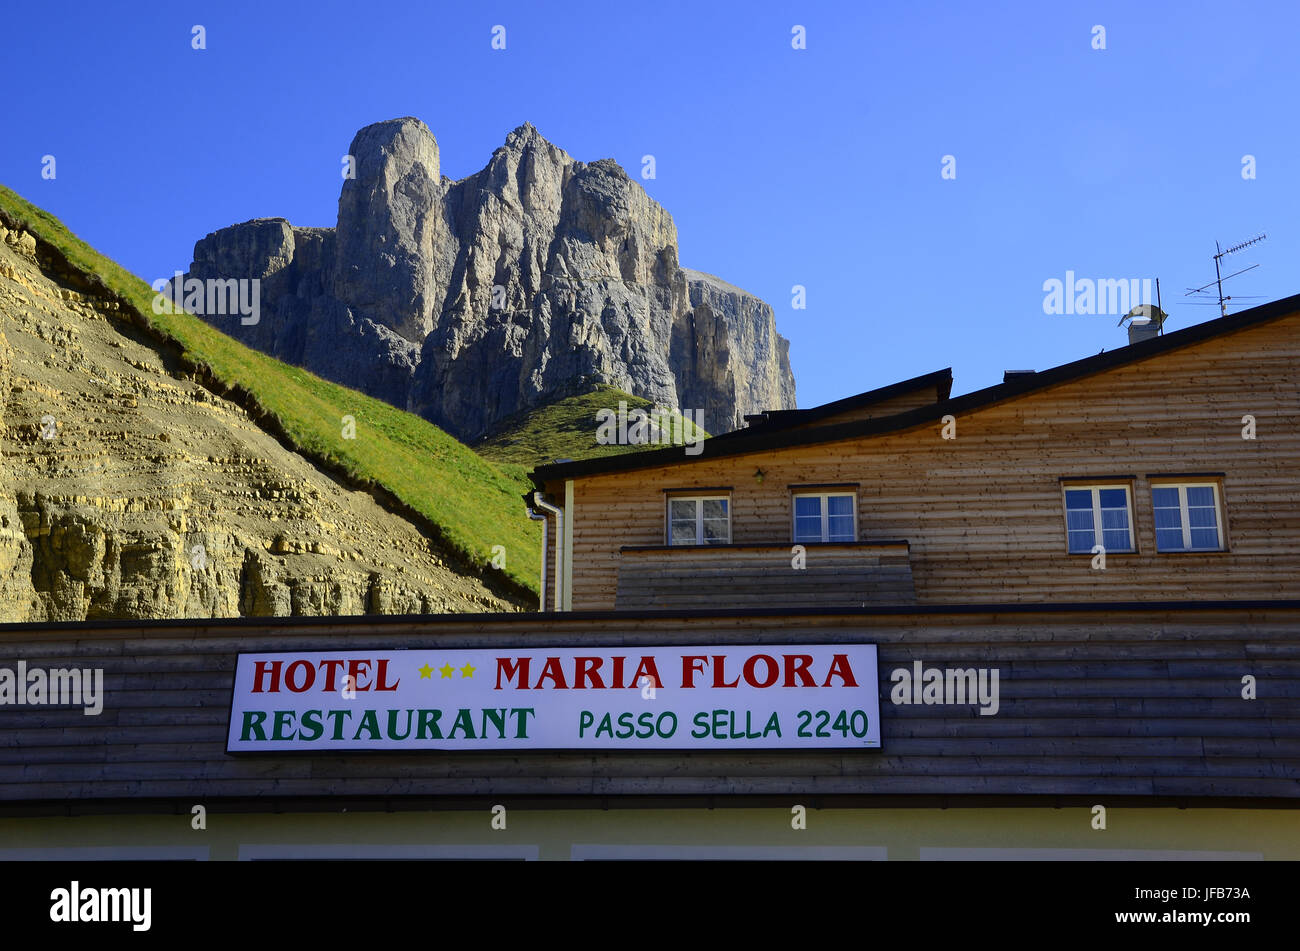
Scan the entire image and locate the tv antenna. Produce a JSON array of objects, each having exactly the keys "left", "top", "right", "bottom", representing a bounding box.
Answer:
[{"left": 1184, "top": 233, "right": 1267, "bottom": 317}]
